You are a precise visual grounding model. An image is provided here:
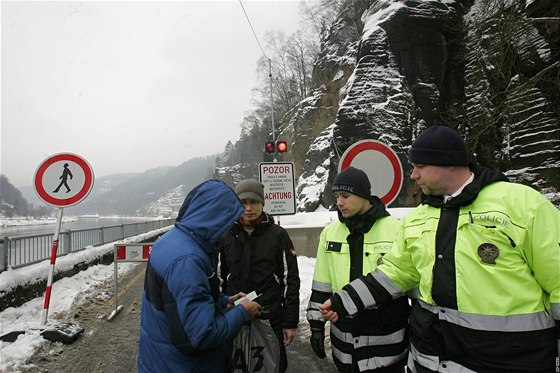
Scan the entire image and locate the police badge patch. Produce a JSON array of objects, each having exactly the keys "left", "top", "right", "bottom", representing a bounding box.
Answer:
[{"left": 477, "top": 243, "right": 499, "bottom": 264}]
